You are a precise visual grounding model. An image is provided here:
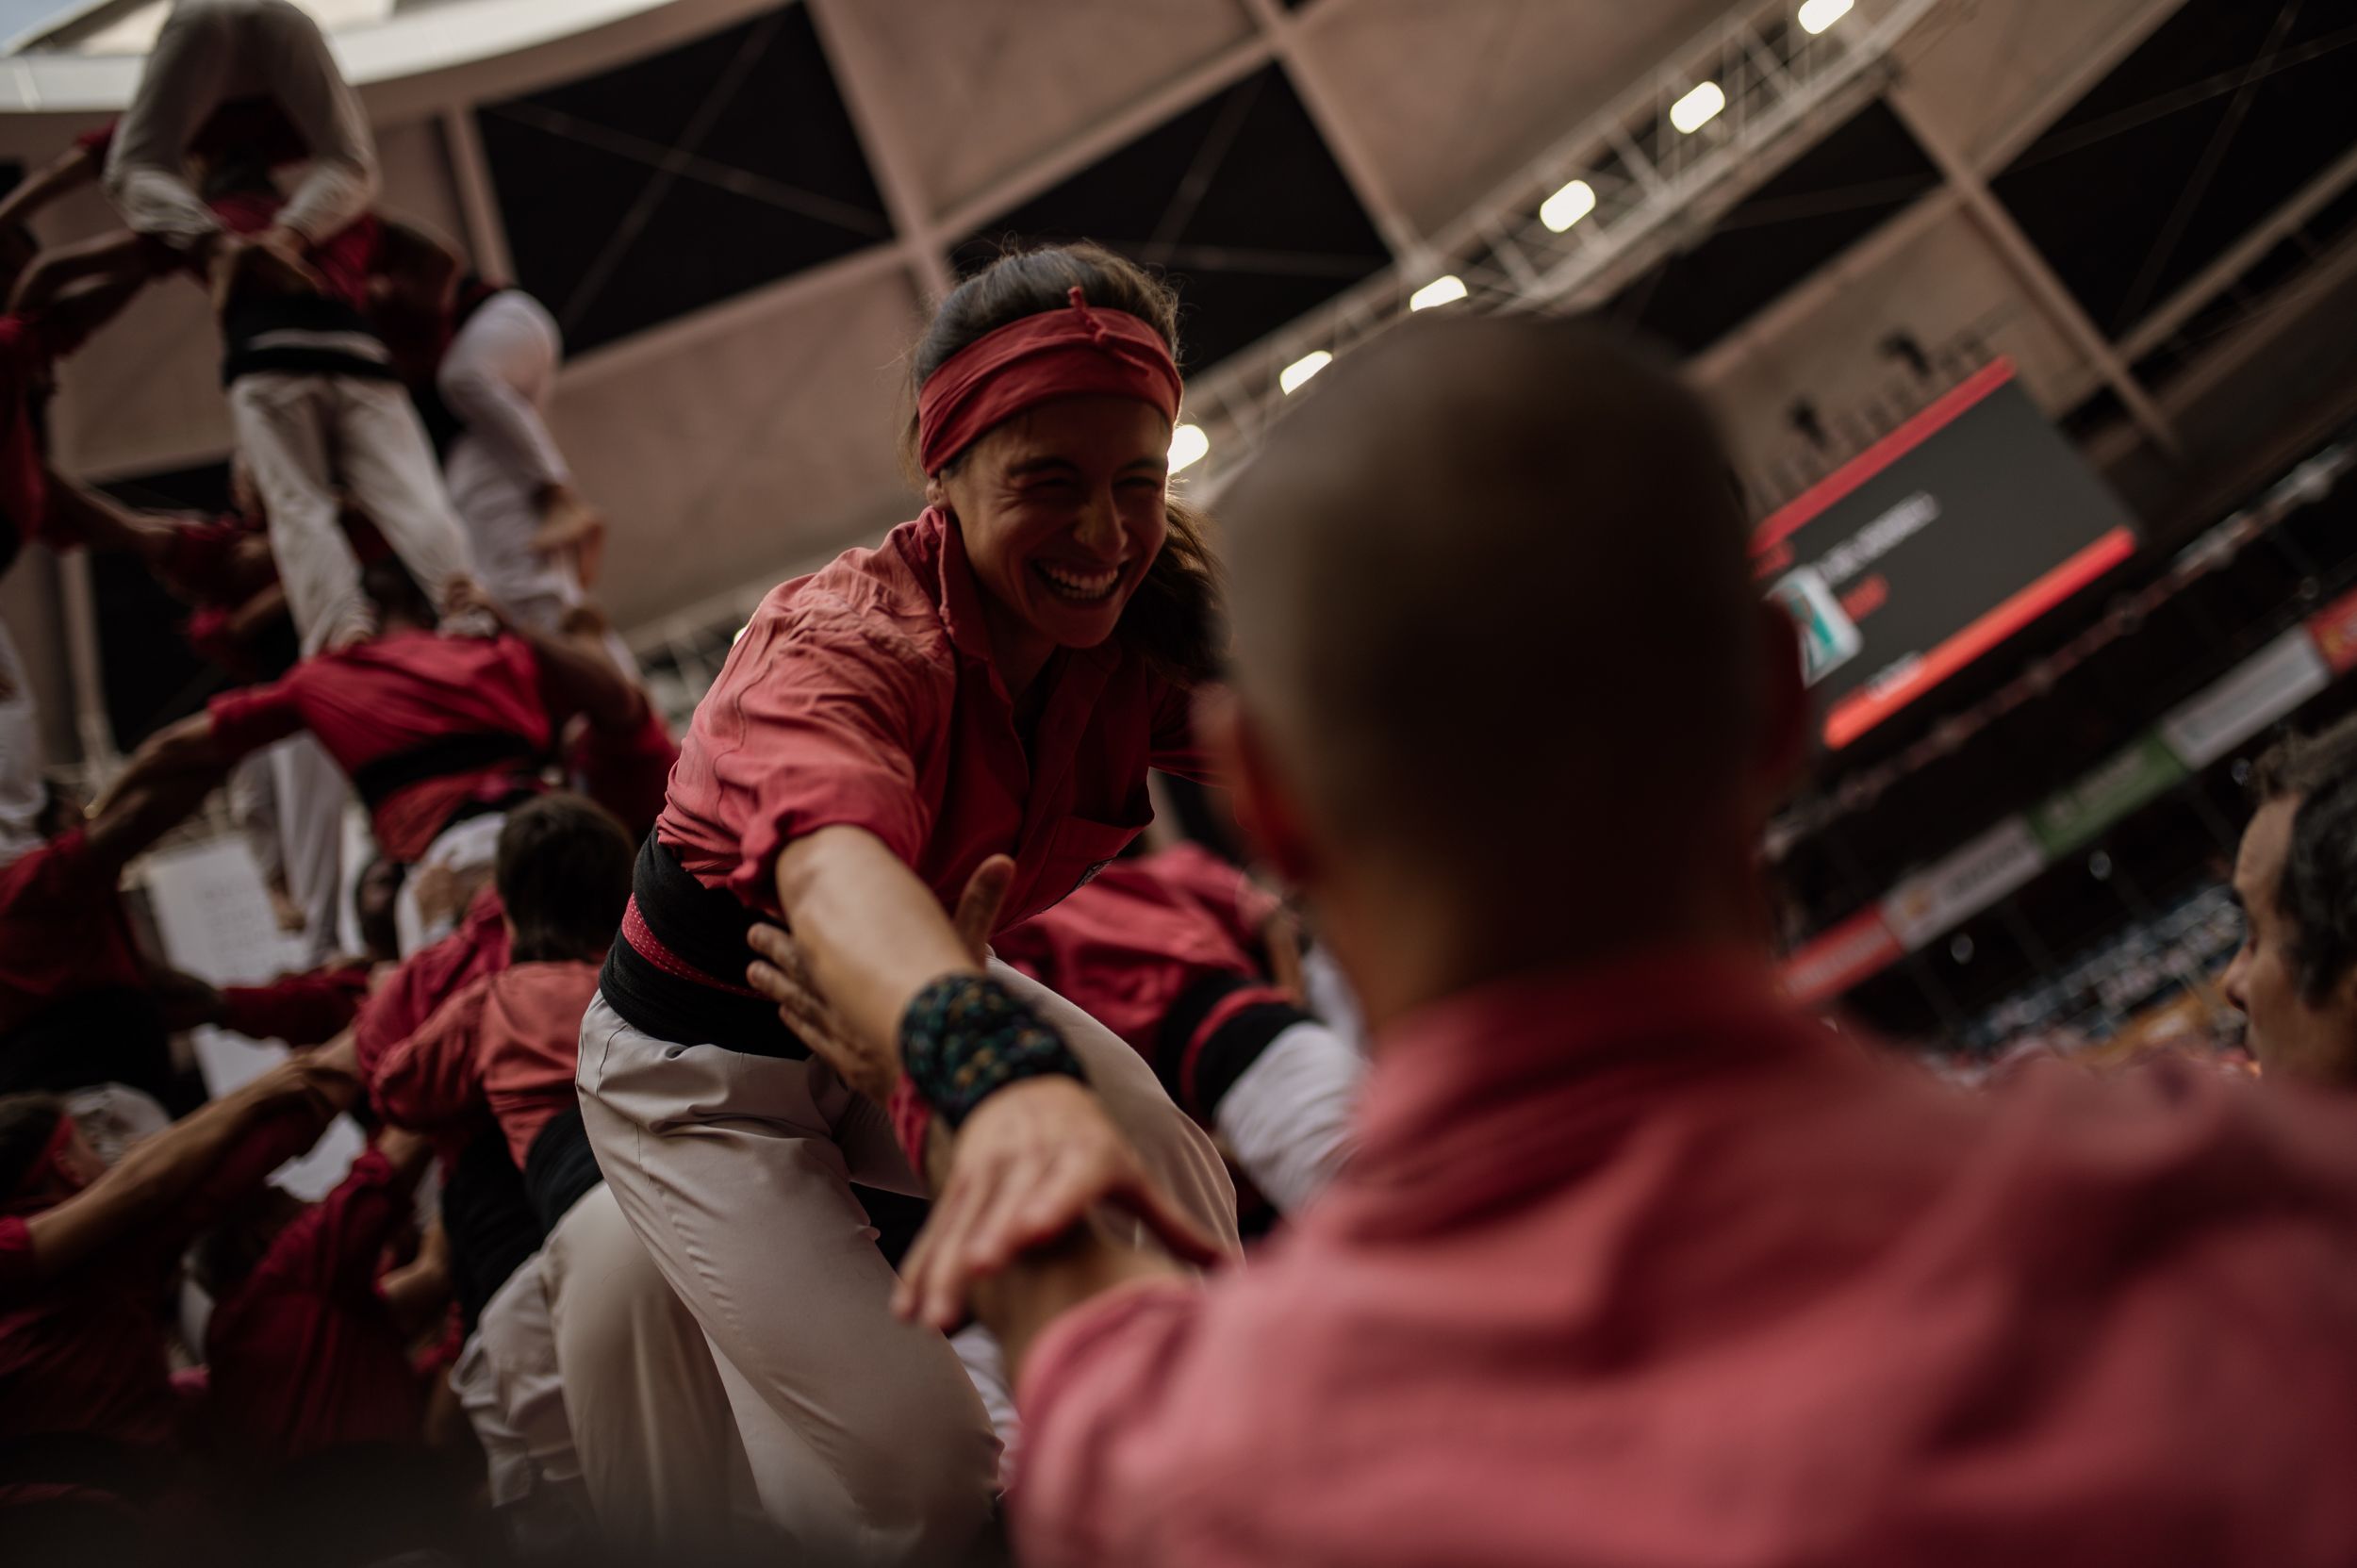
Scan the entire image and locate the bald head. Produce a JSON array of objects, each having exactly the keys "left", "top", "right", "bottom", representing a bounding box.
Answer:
[{"left": 1222, "top": 316, "right": 1772, "bottom": 912}]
